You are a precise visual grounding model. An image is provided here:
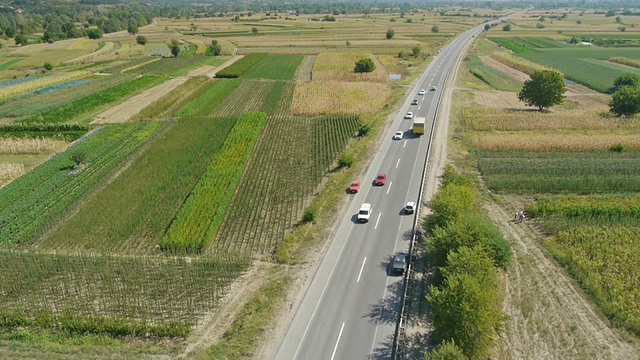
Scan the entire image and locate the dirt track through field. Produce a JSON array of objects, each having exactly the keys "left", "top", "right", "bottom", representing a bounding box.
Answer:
[
  {"left": 91, "top": 55, "right": 244, "bottom": 124},
  {"left": 485, "top": 197, "right": 640, "bottom": 360}
]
